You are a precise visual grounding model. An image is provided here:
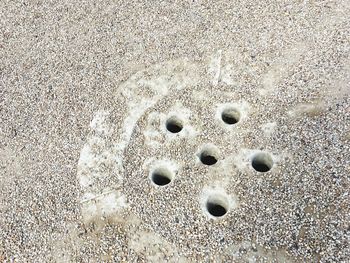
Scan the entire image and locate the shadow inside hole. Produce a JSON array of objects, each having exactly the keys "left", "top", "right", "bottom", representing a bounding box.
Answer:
[
  {"left": 206, "top": 201, "right": 227, "bottom": 217},
  {"left": 221, "top": 108, "right": 240, "bottom": 125},
  {"left": 252, "top": 153, "right": 273, "bottom": 172},
  {"left": 152, "top": 172, "right": 171, "bottom": 186},
  {"left": 200, "top": 153, "right": 218, "bottom": 165},
  {"left": 166, "top": 118, "right": 183, "bottom": 133}
]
